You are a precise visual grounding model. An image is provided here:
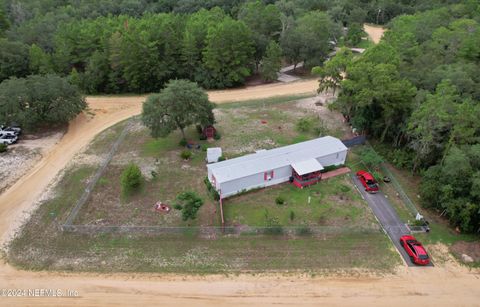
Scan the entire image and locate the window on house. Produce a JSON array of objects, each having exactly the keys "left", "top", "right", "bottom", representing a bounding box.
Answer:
[{"left": 264, "top": 170, "right": 274, "bottom": 181}]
